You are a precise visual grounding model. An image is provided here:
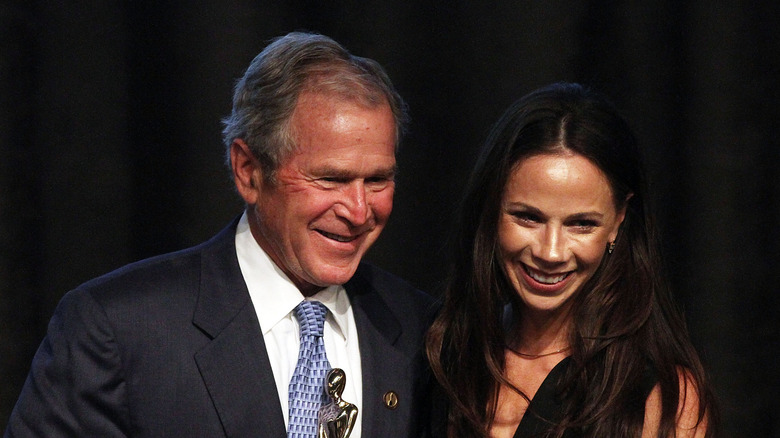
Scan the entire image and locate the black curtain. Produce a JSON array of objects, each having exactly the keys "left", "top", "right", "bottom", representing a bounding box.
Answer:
[{"left": 2, "top": 1, "right": 778, "bottom": 435}]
